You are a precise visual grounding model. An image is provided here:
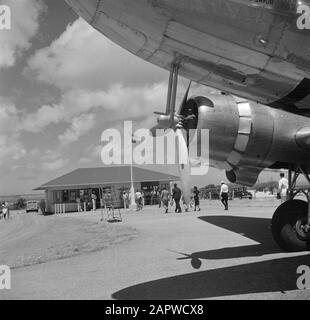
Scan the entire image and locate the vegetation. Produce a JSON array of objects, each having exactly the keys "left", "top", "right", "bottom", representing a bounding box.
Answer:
[
  {"left": 199, "top": 180, "right": 279, "bottom": 199},
  {"left": 254, "top": 181, "right": 278, "bottom": 193},
  {"left": 14, "top": 197, "right": 26, "bottom": 209}
]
